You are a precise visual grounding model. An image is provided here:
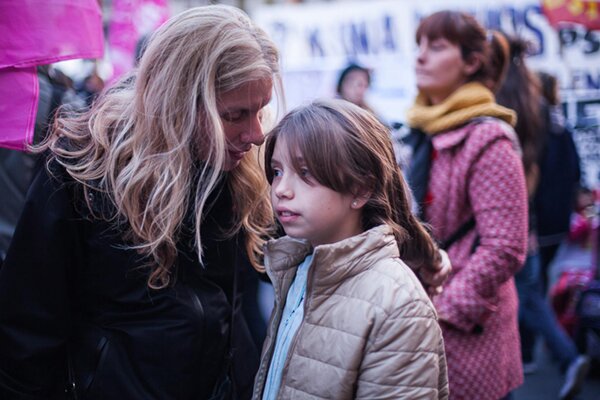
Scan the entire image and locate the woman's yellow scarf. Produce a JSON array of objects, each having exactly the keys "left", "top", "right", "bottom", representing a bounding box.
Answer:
[{"left": 406, "top": 82, "right": 516, "bottom": 135}]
